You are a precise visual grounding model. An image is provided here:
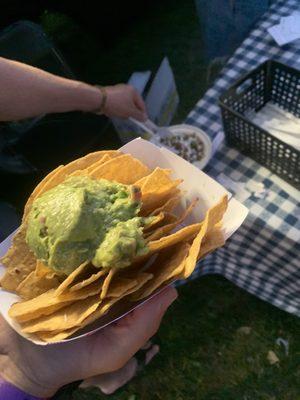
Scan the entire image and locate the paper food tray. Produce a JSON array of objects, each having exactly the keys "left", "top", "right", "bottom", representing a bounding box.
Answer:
[{"left": 0, "top": 138, "right": 248, "bottom": 345}]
